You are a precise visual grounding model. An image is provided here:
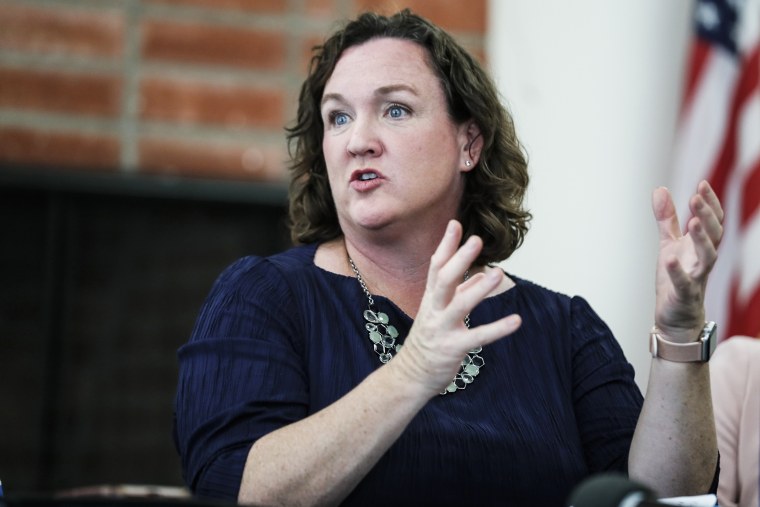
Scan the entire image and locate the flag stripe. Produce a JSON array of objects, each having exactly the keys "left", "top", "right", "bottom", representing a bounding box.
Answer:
[
  {"left": 705, "top": 44, "right": 760, "bottom": 204},
  {"left": 742, "top": 159, "right": 760, "bottom": 224},
  {"left": 727, "top": 280, "right": 760, "bottom": 338}
]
